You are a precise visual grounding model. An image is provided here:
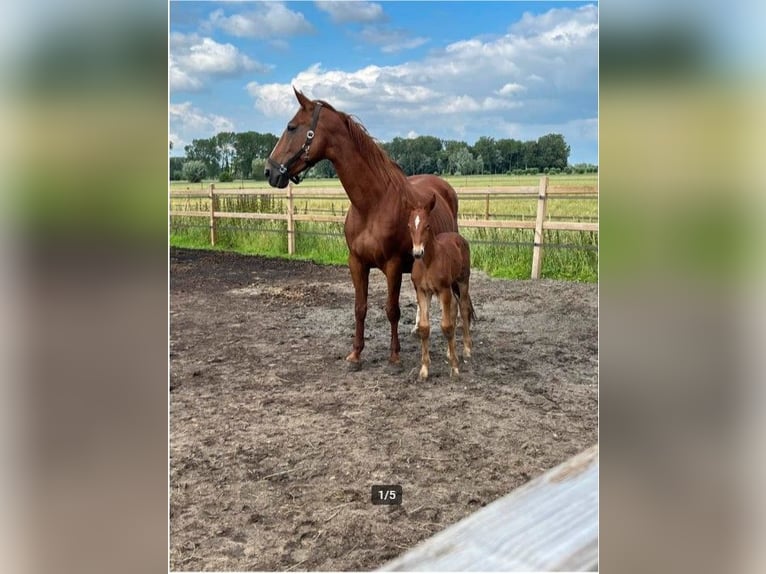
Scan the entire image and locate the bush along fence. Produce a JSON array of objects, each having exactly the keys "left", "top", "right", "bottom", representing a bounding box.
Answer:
[{"left": 169, "top": 176, "right": 598, "bottom": 280}]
